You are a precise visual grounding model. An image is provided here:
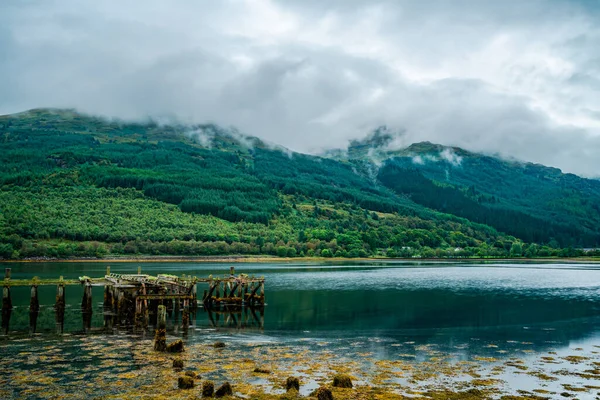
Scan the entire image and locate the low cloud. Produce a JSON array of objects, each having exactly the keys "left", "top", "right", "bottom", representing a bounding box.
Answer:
[
  {"left": 409, "top": 149, "right": 461, "bottom": 167},
  {"left": 0, "top": 0, "right": 599, "bottom": 176},
  {"left": 440, "top": 149, "right": 463, "bottom": 167}
]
